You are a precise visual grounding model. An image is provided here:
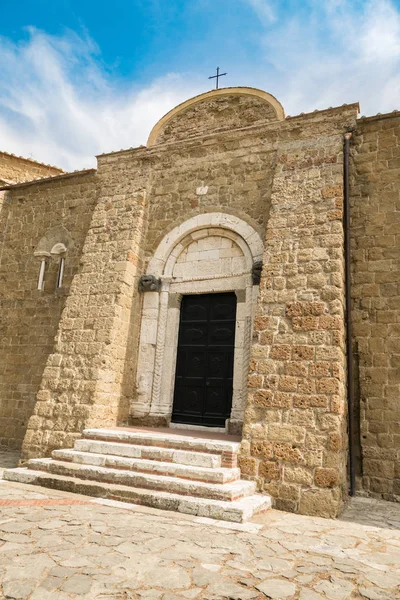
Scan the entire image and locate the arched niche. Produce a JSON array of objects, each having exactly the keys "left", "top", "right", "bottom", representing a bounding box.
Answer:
[{"left": 34, "top": 226, "right": 72, "bottom": 291}]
